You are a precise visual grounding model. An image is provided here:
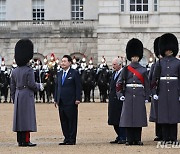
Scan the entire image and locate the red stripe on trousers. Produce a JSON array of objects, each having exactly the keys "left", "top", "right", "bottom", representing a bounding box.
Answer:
[{"left": 25, "top": 132, "right": 30, "bottom": 143}]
